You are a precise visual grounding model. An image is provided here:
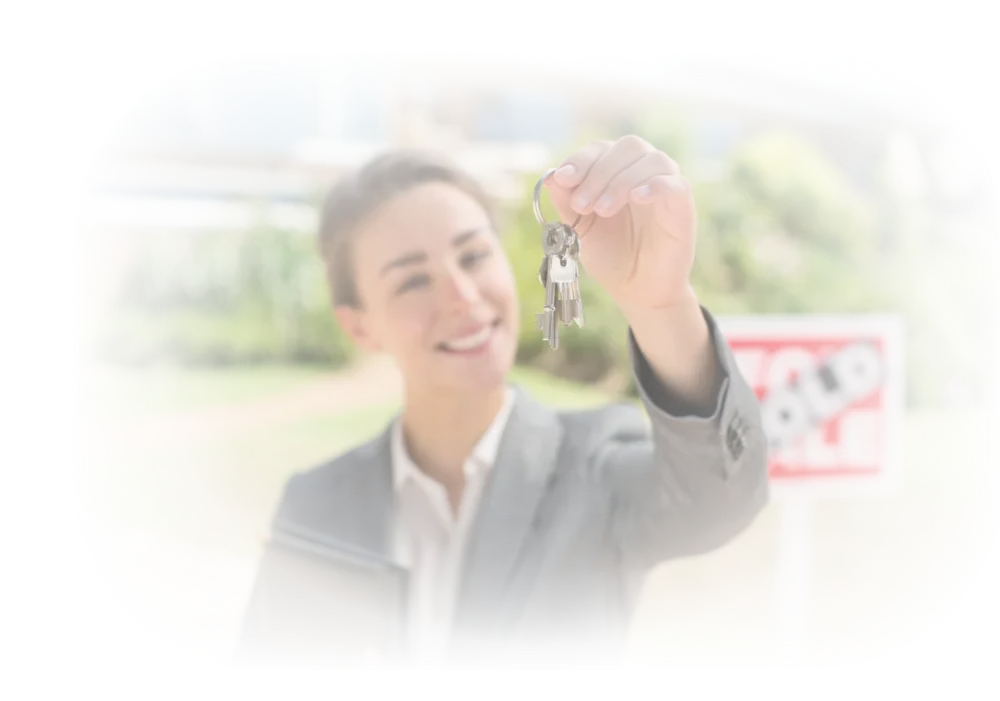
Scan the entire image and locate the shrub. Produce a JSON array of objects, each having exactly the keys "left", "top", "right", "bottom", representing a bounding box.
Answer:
[
  {"left": 96, "top": 209, "right": 354, "bottom": 367},
  {"left": 615, "top": 100, "right": 694, "bottom": 167},
  {"left": 730, "top": 130, "right": 876, "bottom": 255},
  {"left": 84, "top": 310, "right": 162, "bottom": 367}
]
